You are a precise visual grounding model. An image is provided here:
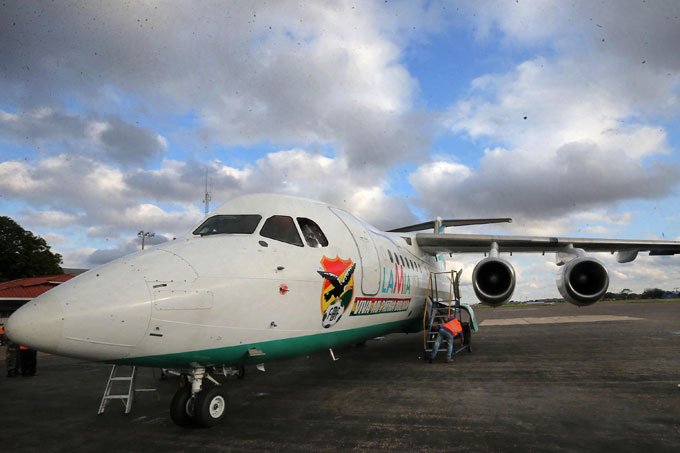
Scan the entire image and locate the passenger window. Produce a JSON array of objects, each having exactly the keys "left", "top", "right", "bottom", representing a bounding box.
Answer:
[
  {"left": 260, "top": 216, "right": 304, "bottom": 247},
  {"left": 297, "top": 217, "right": 329, "bottom": 248},
  {"left": 193, "top": 215, "right": 262, "bottom": 236}
]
